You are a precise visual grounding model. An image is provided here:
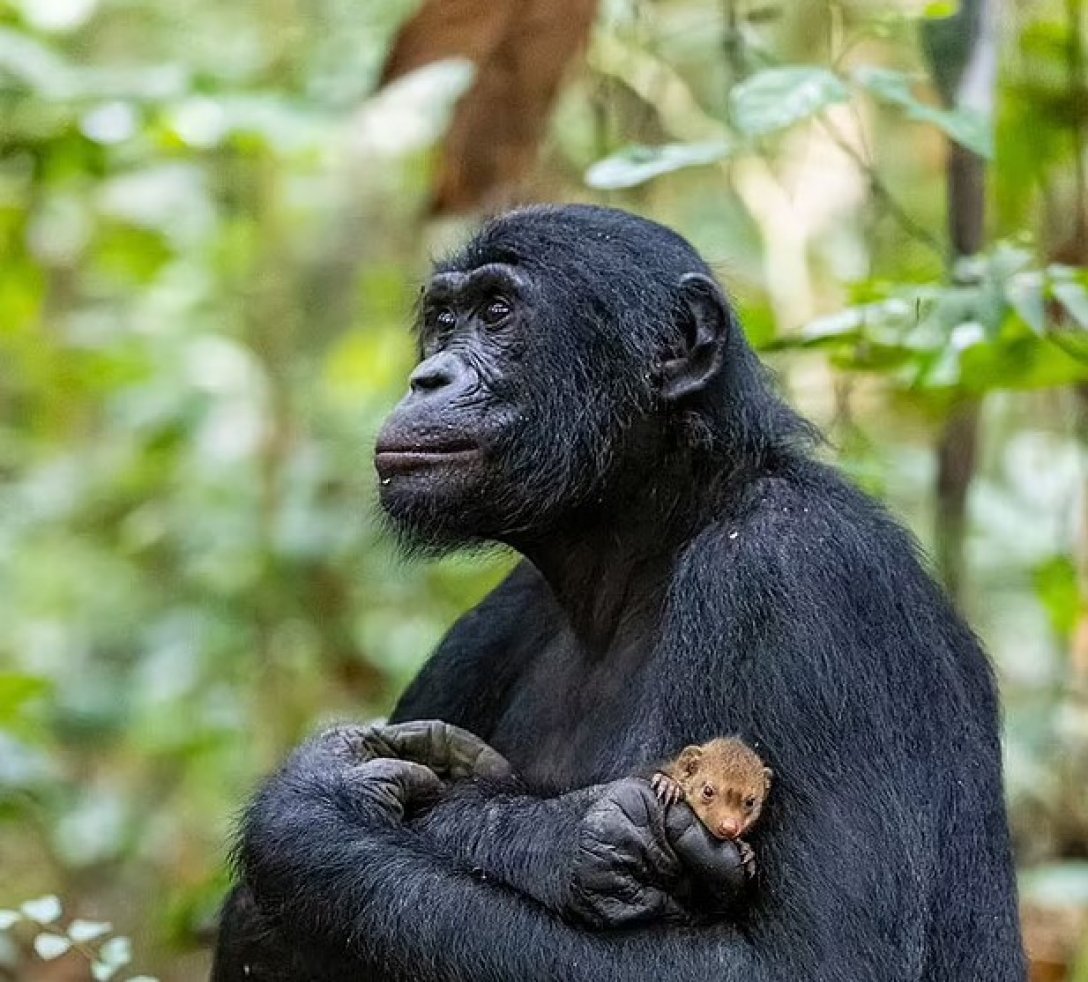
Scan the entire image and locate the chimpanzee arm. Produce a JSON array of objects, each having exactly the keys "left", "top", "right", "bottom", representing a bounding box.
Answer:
[{"left": 233, "top": 739, "right": 915, "bottom": 982}]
